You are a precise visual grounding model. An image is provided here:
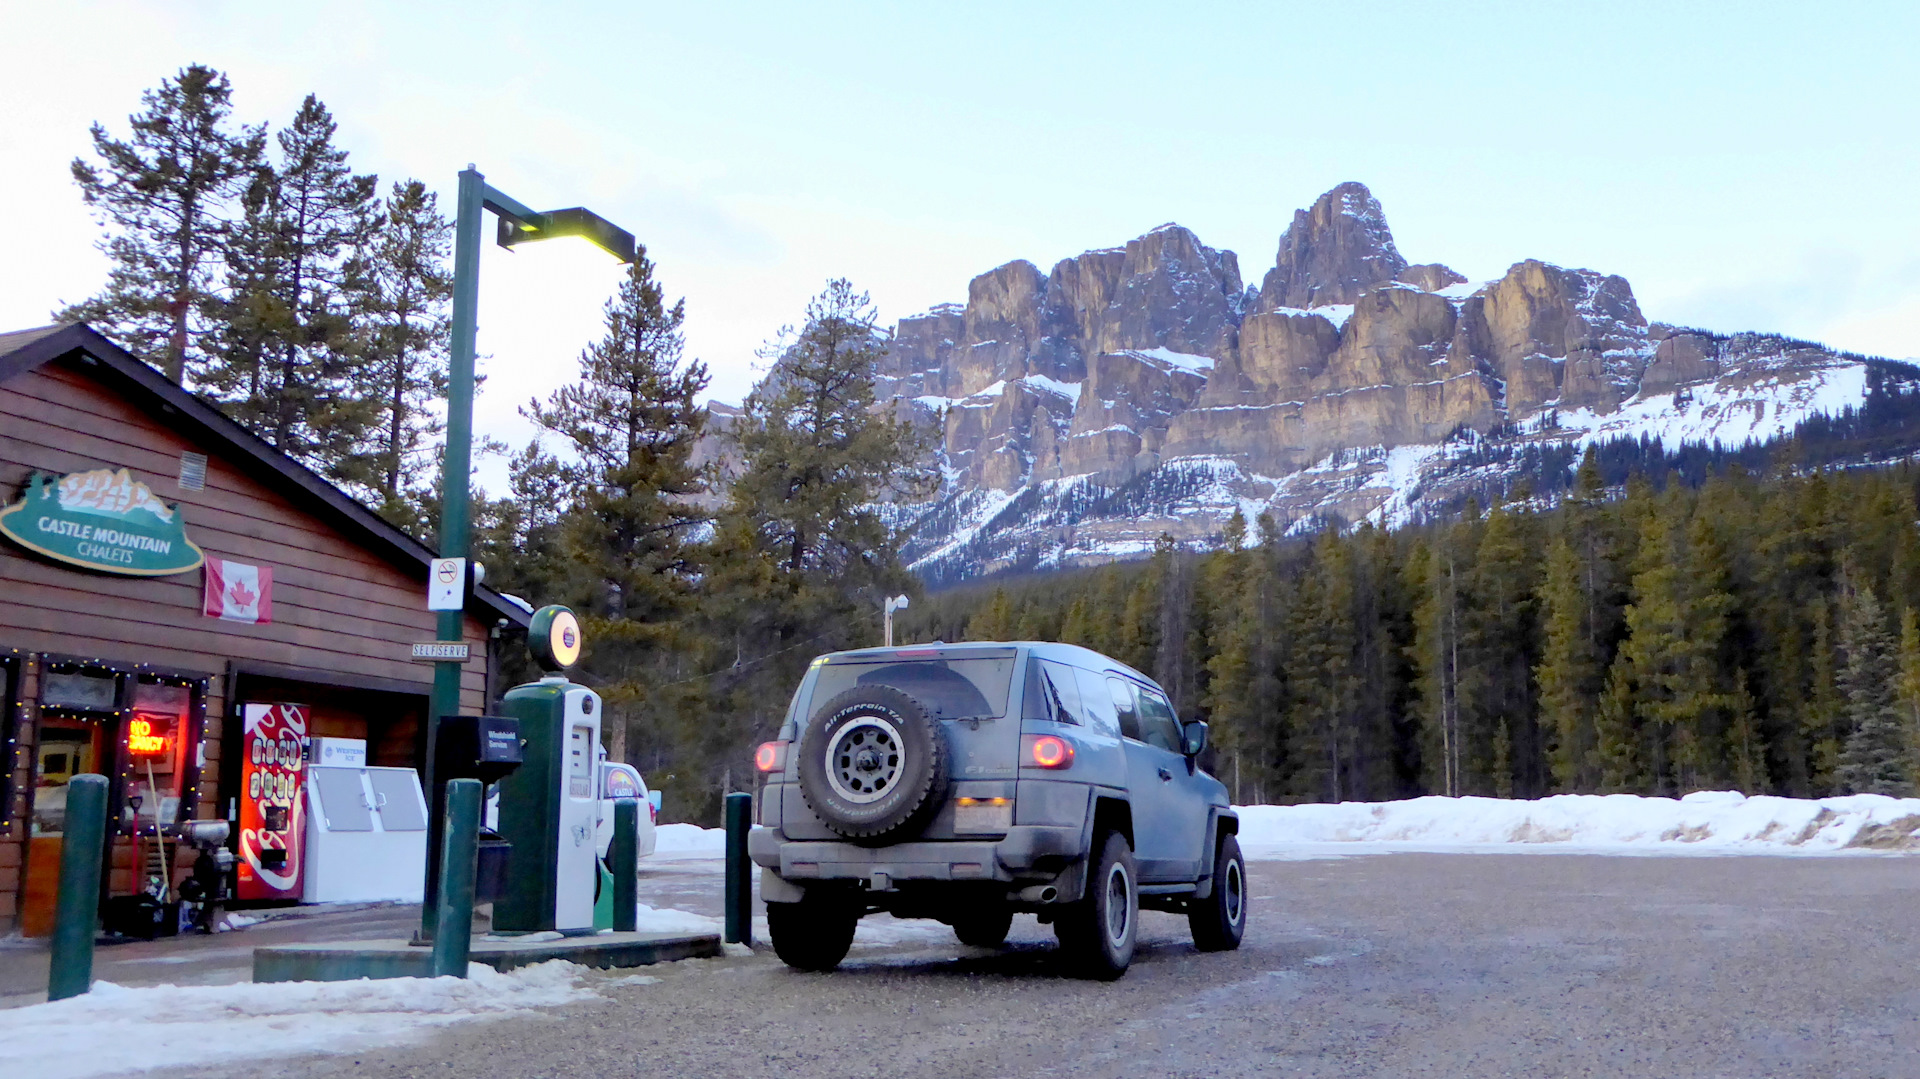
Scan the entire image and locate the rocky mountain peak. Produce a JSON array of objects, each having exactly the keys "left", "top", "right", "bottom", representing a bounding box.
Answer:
[{"left": 1260, "top": 181, "right": 1408, "bottom": 311}]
